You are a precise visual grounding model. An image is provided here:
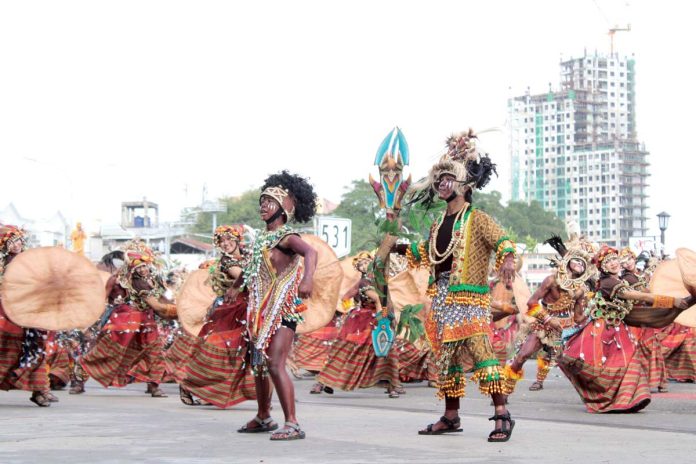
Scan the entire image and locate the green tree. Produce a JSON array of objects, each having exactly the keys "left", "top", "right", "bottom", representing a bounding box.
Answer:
[{"left": 191, "top": 189, "right": 264, "bottom": 240}]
